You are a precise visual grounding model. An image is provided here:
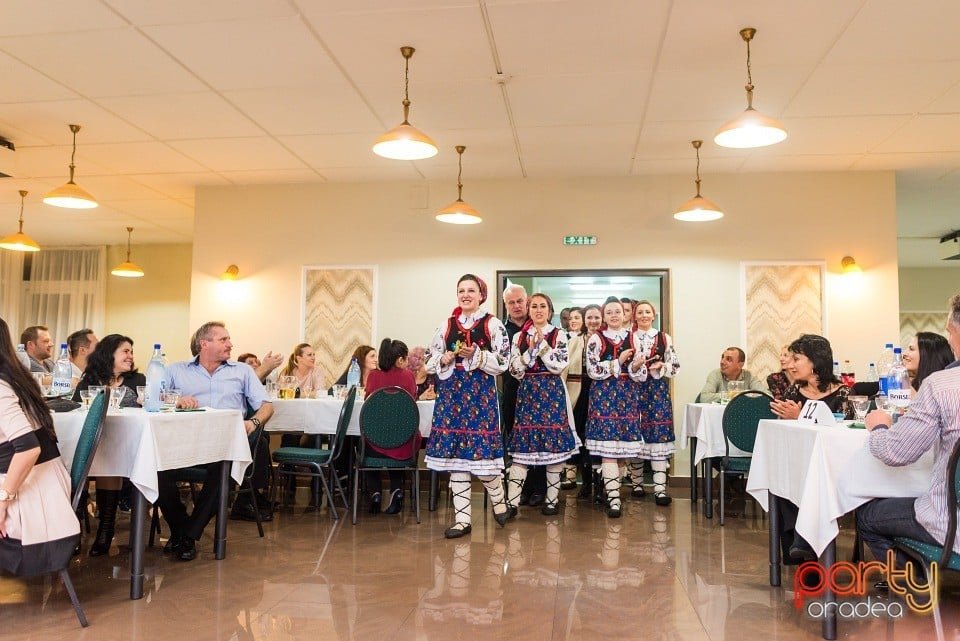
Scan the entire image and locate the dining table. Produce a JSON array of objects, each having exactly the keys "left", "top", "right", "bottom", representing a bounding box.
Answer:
[
  {"left": 266, "top": 397, "right": 440, "bottom": 508},
  {"left": 746, "top": 418, "right": 933, "bottom": 640},
  {"left": 678, "top": 402, "right": 750, "bottom": 516},
  {"left": 54, "top": 406, "right": 251, "bottom": 599}
]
